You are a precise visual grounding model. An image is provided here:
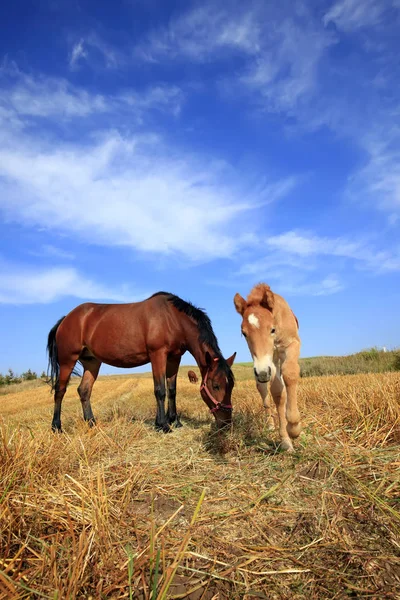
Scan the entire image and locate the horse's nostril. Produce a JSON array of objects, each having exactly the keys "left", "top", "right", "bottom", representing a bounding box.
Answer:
[
  {"left": 254, "top": 368, "right": 258, "bottom": 377},
  {"left": 268, "top": 366, "right": 272, "bottom": 376}
]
